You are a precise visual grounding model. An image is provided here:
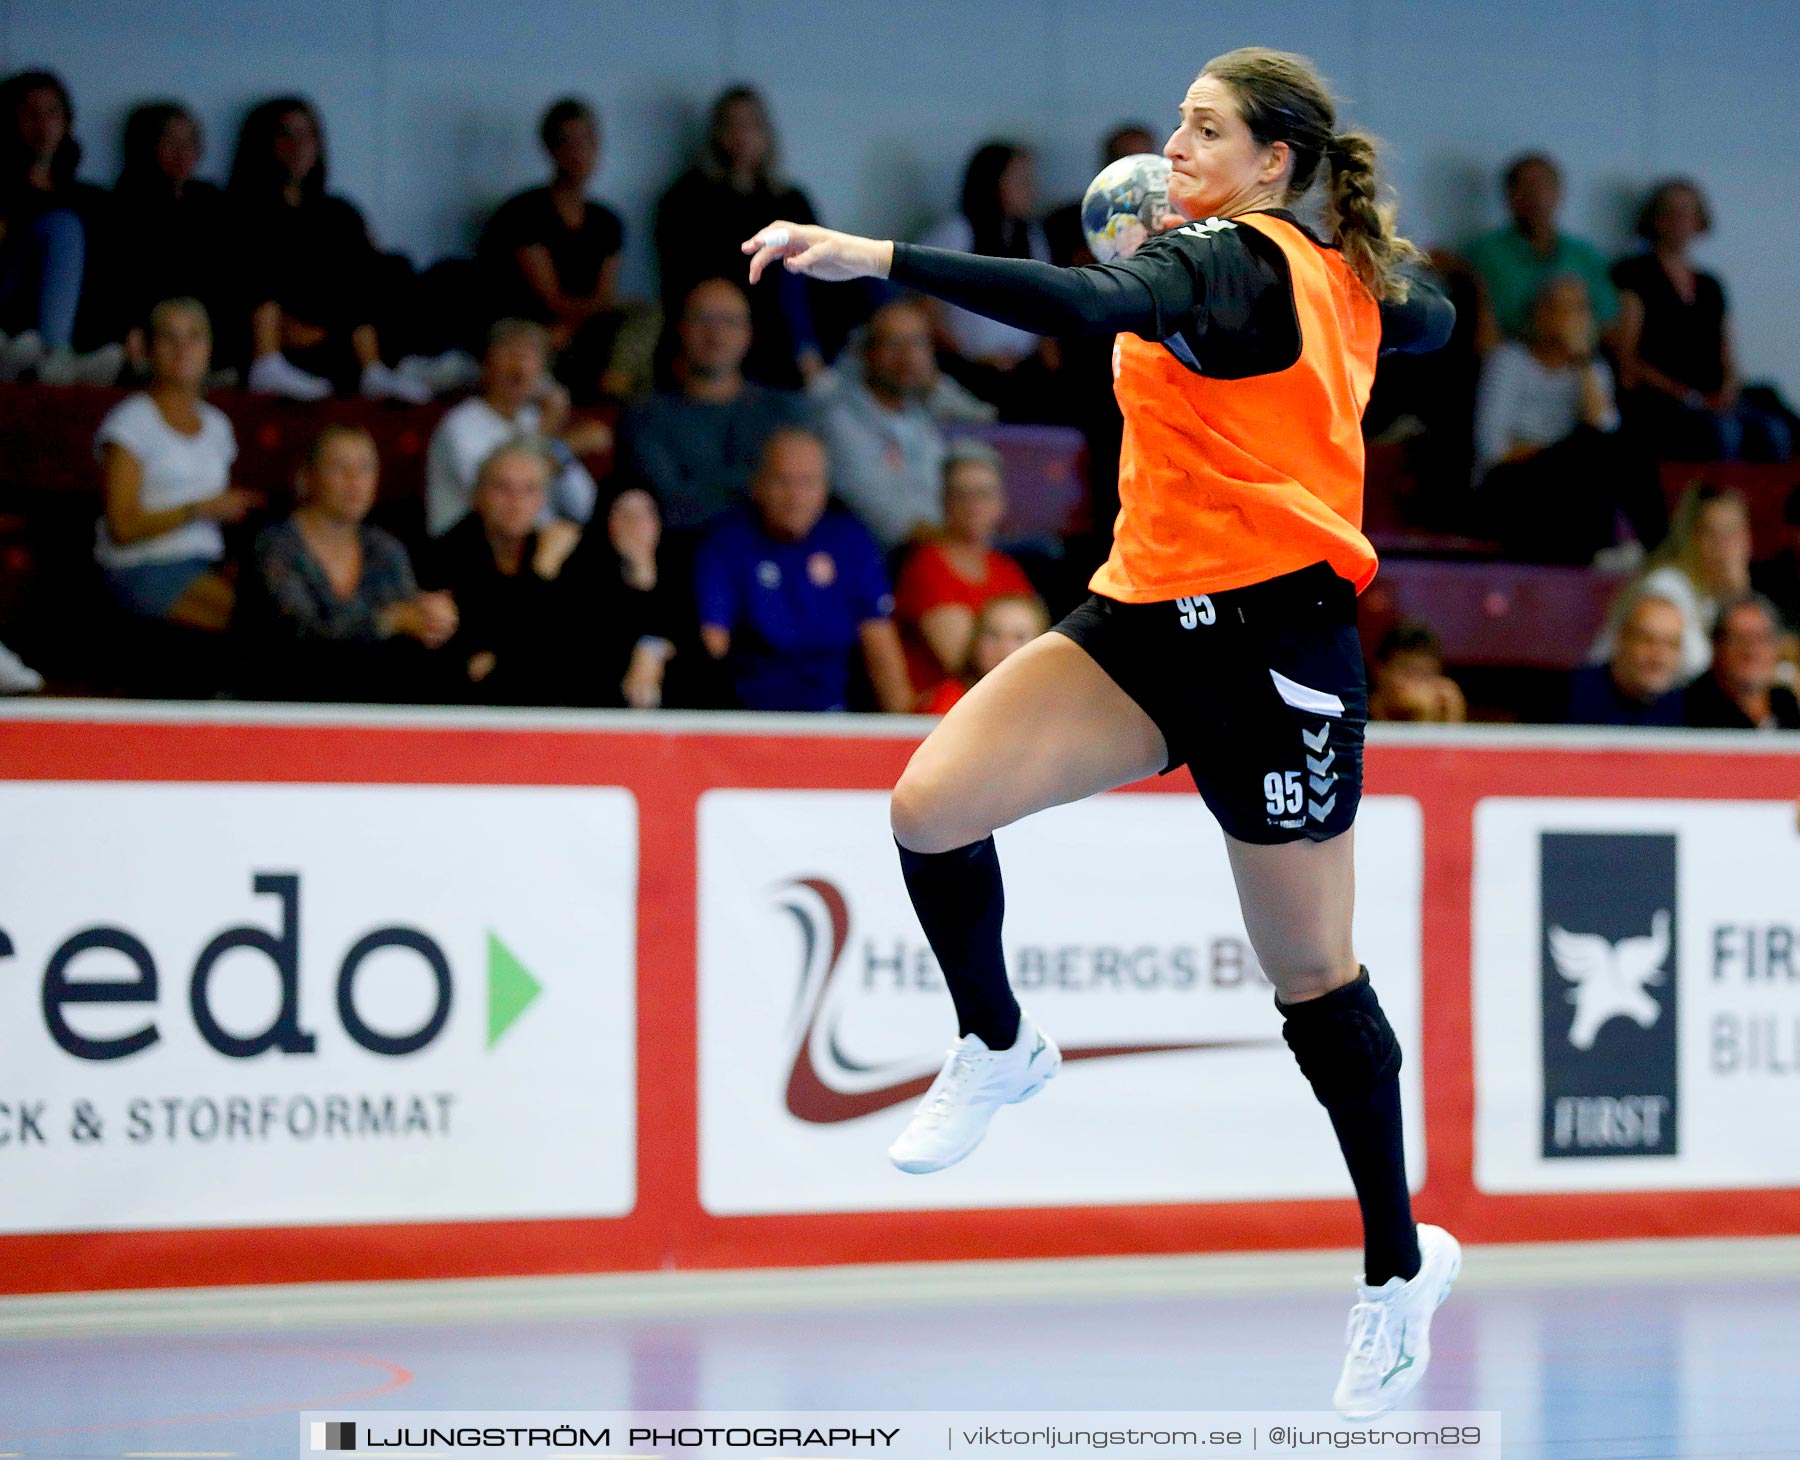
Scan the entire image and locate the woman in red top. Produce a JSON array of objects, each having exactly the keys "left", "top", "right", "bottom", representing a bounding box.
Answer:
[
  {"left": 746, "top": 48, "right": 1454, "bottom": 1419},
  {"left": 894, "top": 438, "right": 1036, "bottom": 697},
  {"left": 922, "top": 592, "right": 1052, "bottom": 714}
]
